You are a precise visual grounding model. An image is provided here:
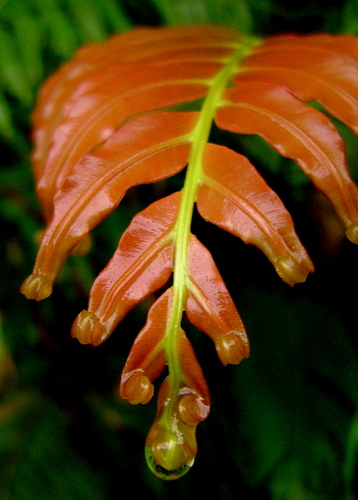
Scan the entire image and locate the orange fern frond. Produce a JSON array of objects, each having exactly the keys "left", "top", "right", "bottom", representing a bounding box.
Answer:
[{"left": 20, "top": 25, "right": 358, "bottom": 479}]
